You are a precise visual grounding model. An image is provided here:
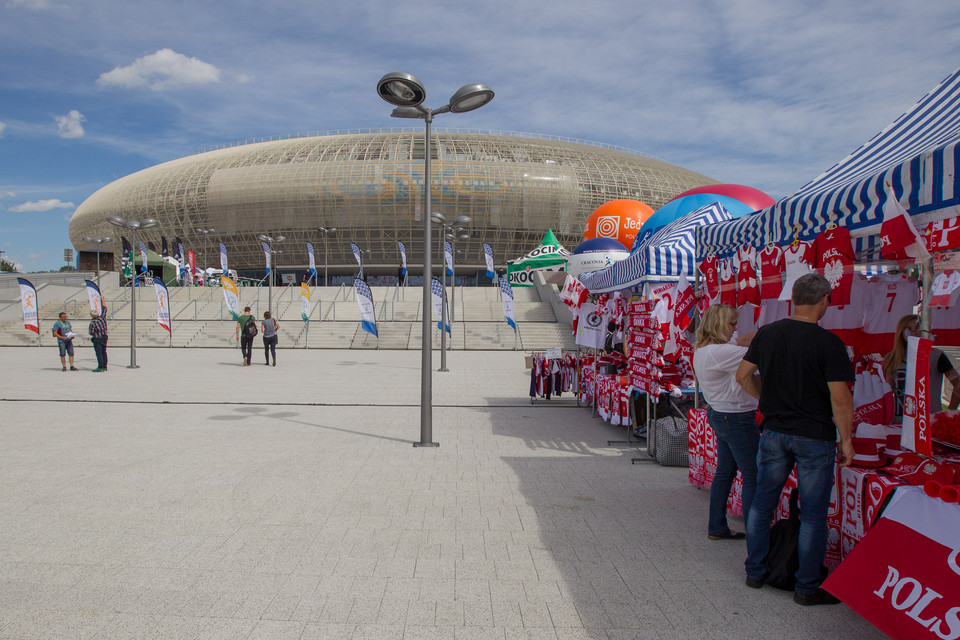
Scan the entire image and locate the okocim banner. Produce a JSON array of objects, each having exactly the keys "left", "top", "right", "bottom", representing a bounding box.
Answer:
[{"left": 506, "top": 229, "right": 569, "bottom": 287}]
